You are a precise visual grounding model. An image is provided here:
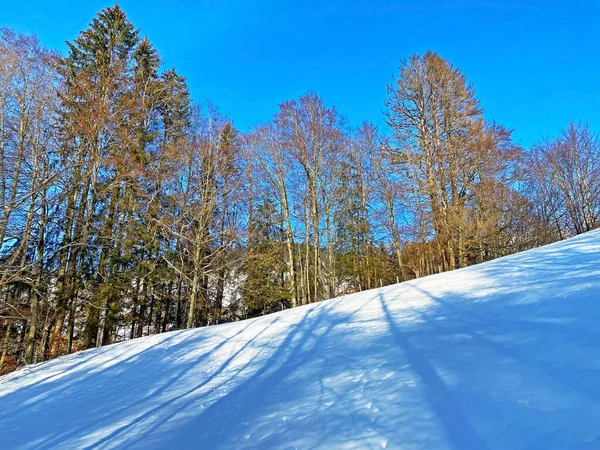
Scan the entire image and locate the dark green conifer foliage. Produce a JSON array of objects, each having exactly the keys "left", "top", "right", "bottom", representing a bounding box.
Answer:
[{"left": 243, "top": 199, "right": 290, "bottom": 316}]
